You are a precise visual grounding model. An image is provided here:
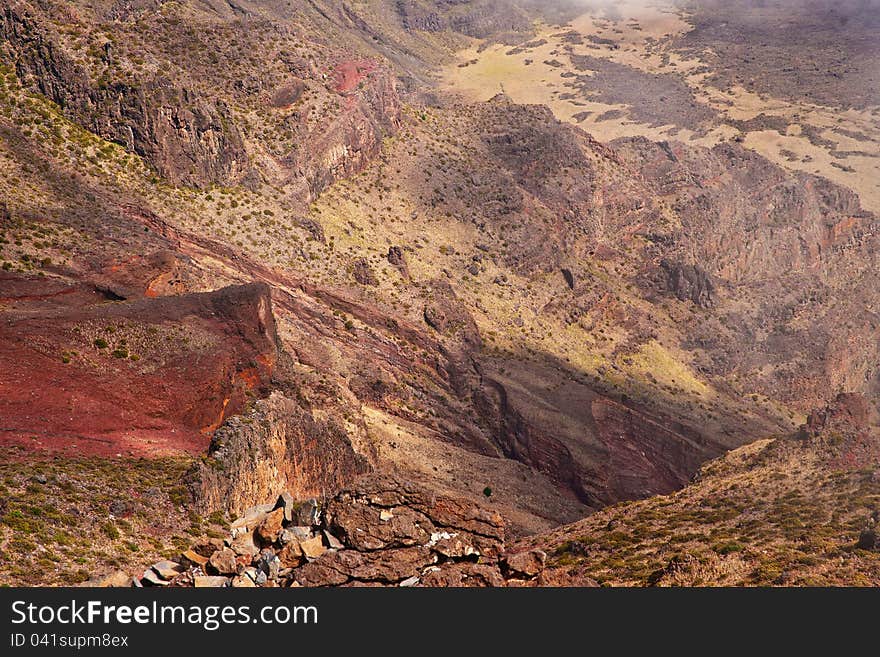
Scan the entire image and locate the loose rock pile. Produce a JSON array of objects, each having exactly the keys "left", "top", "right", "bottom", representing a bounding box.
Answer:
[{"left": 97, "top": 474, "right": 548, "bottom": 587}]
